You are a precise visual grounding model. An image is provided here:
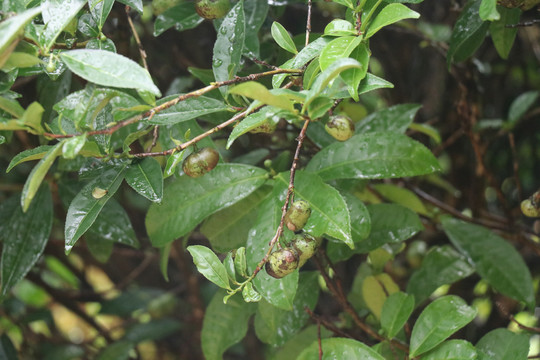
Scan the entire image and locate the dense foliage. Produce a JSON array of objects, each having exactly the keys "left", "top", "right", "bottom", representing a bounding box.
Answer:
[{"left": 1, "top": 0, "right": 540, "bottom": 359}]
